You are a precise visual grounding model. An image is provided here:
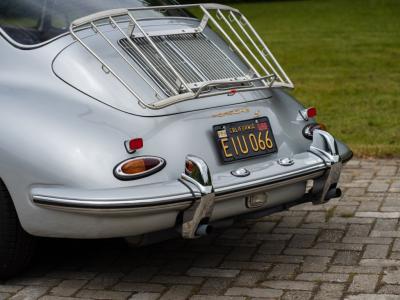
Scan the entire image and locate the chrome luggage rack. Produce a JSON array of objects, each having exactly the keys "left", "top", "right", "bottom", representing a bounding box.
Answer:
[{"left": 70, "top": 4, "right": 294, "bottom": 110}]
